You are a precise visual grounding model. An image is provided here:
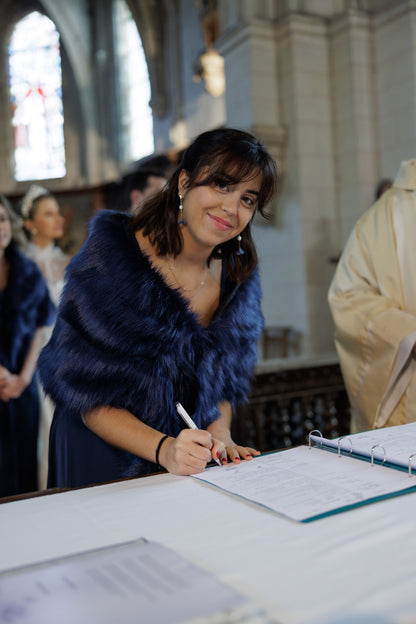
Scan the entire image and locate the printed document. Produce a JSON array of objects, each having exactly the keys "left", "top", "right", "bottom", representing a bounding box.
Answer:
[{"left": 192, "top": 445, "right": 416, "bottom": 522}]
